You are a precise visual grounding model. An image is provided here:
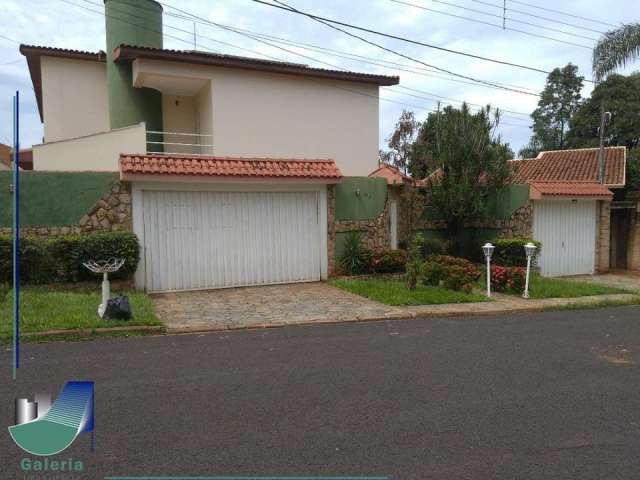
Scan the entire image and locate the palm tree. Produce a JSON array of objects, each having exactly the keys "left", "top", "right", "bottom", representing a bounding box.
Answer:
[{"left": 593, "top": 23, "right": 640, "bottom": 81}]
